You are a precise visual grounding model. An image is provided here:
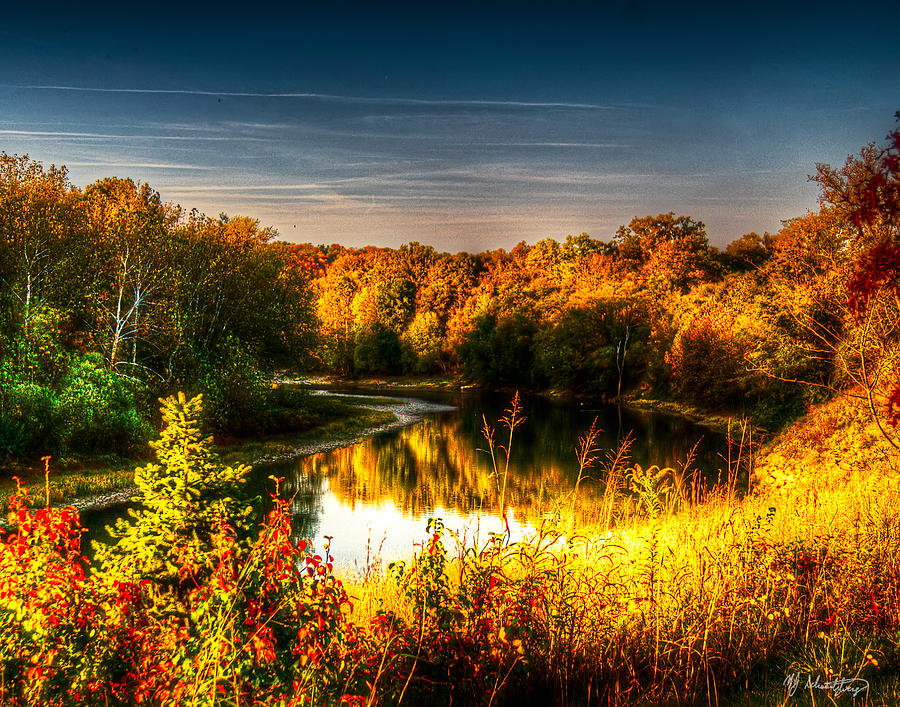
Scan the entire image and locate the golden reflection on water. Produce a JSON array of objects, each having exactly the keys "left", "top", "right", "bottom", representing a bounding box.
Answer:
[
  {"left": 277, "top": 394, "right": 729, "bottom": 566},
  {"left": 282, "top": 414, "right": 593, "bottom": 566},
  {"left": 300, "top": 417, "right": 575, "bottom": 512}
]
